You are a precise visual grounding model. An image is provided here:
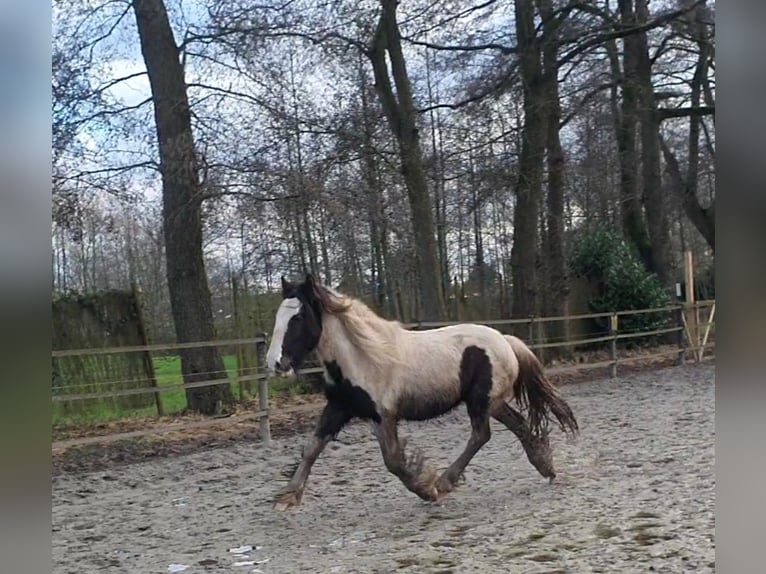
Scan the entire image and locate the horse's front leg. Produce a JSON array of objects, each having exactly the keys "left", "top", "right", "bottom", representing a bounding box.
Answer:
[
  {"left": 372, "top": 416, "right": 439, "bottom": 502},
  {"left": 273, "top": 400, "right": 351, "bottom": 511}
]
